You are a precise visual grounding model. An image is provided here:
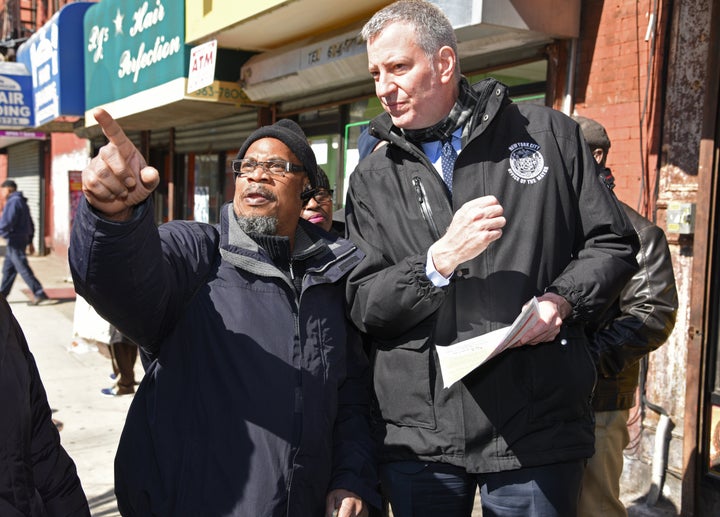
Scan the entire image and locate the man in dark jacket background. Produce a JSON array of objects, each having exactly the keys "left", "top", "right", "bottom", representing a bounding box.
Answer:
[
  {"left": 344, "top": 1, "right": 640, "bottom": 515},
  {"left": 69, "top": 108, "right": 378, "bottom": 516},
  {"left": 0, "top": 295, "right": 90, "bottom": 516},
  {"left": 574, "top": 115, "right": 678, "bottom": 517},
  {"left": 0, "top": 179, "right": 48, "bottom": 305}
]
